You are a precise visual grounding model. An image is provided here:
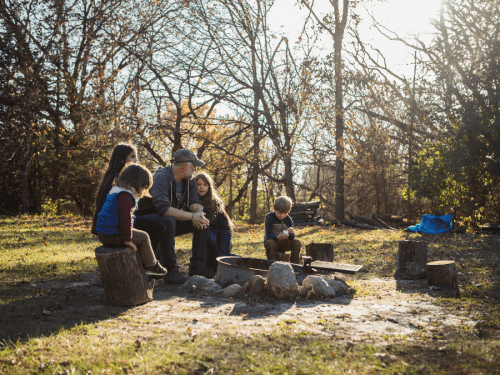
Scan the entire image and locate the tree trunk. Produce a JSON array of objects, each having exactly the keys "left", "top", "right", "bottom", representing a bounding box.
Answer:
[
  {"left": 249, "top": 112, "right": 260, "bottom": 224},
  {"left": 333, "top": 0, "right": 349, "bottom": 222},
  {"left": 228, "top": 169, "right": 233, "bottom": 218},
  {"left": 283, "top": 153, "right": 295, "bottom": 201},
  {"left": 21, "top": 119, "right": 31, "bottom": 214},
  {"left": 95, "top": 246, "right": 154, "bottom": 306},
  {"left": 393, "top": 240, "right": 428, "bottom": 279},
  {"left": 172, "top": 107, "right": 183, "bottom": 152},
  {"left": 427, "top": 260, "right": 458, "bottom": 290},
  {"left": 305, "top": 243, "right": 334, "bottom": 262}
]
